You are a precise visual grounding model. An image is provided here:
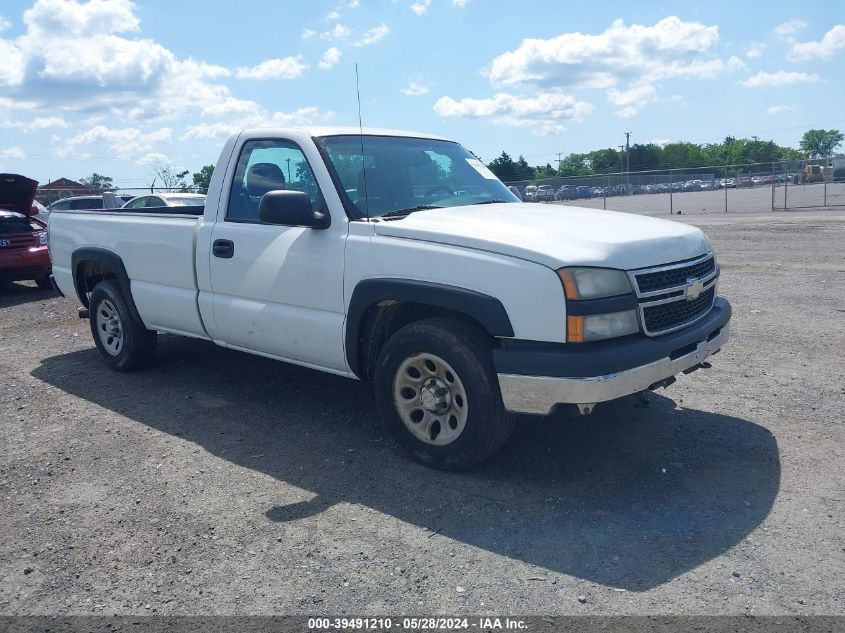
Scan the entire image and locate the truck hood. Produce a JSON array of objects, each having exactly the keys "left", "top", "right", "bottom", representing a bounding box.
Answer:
[
  {"left": 0, "top": 173, "right": 38, "bottom": 216},
  {"left": 373, "top": 203, "right": 711, "bottom": 270}
]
